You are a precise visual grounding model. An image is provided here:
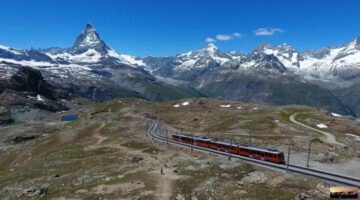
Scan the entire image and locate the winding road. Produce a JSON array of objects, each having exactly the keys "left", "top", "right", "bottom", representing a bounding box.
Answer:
[{"left": 289, "top": 113, "right": 344, "bottom": 146}]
